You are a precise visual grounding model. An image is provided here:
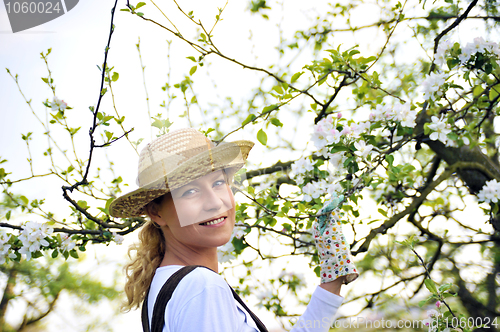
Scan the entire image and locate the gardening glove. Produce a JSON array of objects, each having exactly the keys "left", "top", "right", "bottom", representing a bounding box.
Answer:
[{"left": 313, "top": 194, "right": 359, "bottom": 284}]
